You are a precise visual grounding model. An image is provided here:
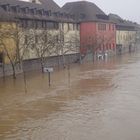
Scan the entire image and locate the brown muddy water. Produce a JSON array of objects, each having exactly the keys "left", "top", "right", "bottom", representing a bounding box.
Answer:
[{"left": 1, "top": 53, "right": 140, "bottom": 140}]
